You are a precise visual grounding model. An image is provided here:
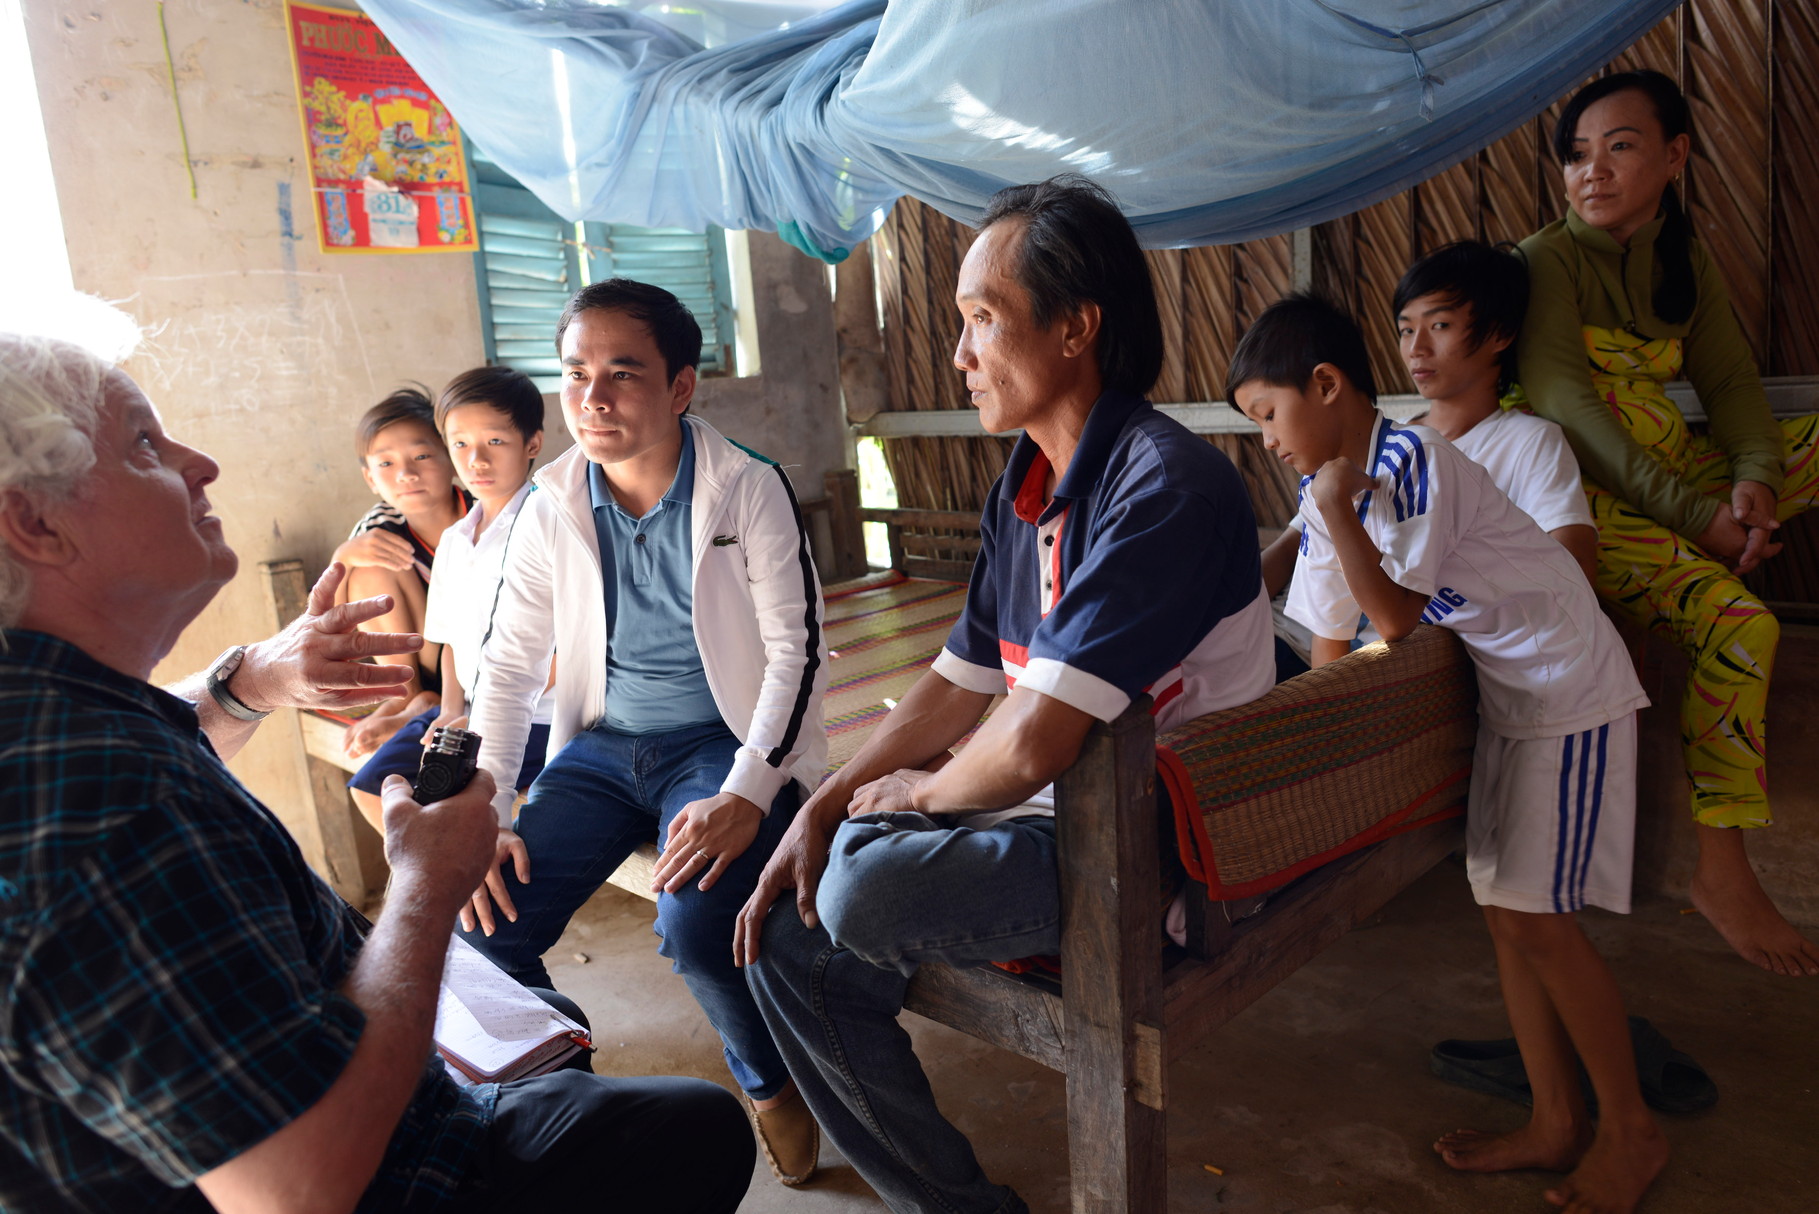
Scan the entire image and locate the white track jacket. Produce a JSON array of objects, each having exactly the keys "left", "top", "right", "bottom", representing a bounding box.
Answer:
[{"left": 468, "top": 415, "right": 829, "bottom": 826}]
